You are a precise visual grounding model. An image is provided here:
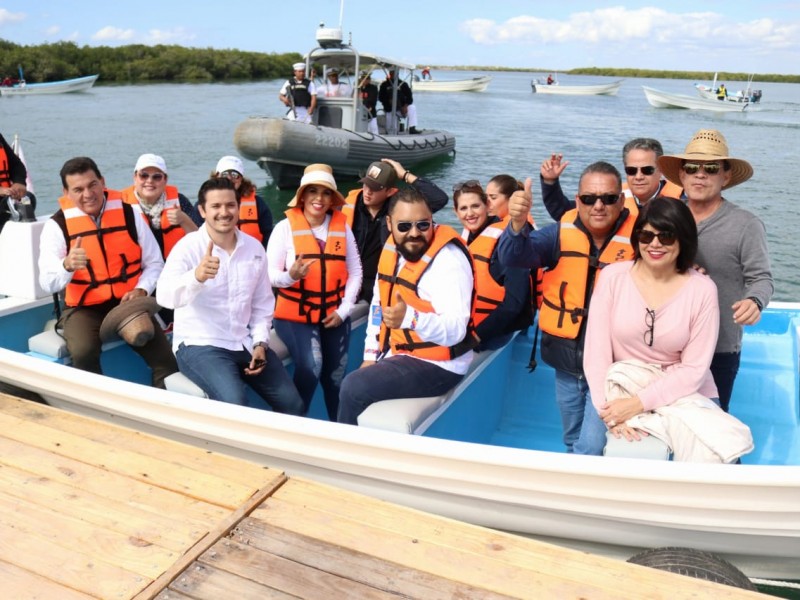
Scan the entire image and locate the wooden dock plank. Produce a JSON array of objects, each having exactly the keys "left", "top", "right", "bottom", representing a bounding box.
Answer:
[
  {"left": 247, "top": 478, "right": 766, "bottom": 600},
  {"left": 0, "top": 401, "right": 272, "bottom": 509},
  {"left": 0, "top": 394, "right": 273, "bottom": 490},
  {"left": 166, "top": 561, "right": 303, "bottom": 599},
  {"left": 0, "top": 562, "right": 97, "bottom": 600}
]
